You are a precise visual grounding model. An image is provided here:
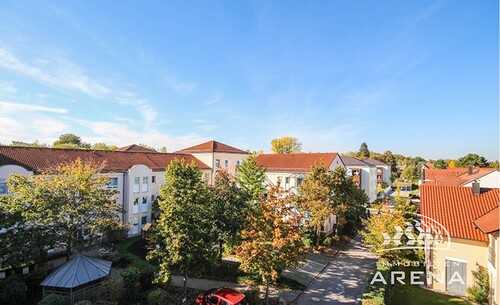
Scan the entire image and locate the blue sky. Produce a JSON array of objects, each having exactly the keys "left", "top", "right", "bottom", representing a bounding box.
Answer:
[{"left": 0, "top": 0, "right": 498, "bottom": 160}]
